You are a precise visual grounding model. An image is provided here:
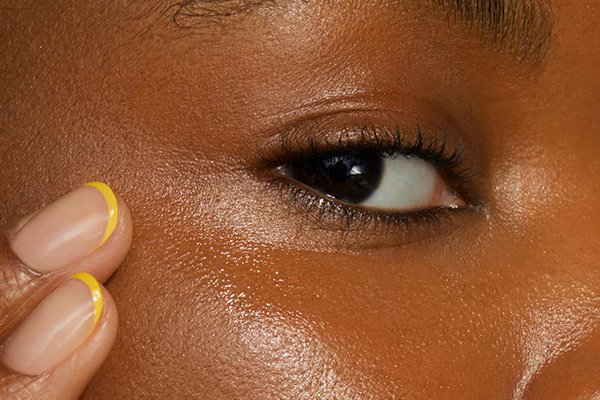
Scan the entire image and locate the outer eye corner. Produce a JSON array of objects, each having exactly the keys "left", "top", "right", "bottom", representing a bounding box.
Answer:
[{"left": 433, "top": 176, "right": 468, "bottom": 210}]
